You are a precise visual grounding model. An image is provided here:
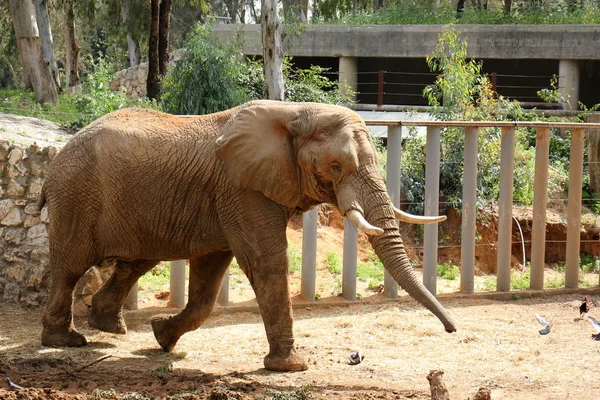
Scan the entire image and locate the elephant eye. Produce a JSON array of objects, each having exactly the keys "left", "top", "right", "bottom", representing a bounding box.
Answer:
[{"left": 329, "top": 162, "right": 342, "bottom": 177}]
